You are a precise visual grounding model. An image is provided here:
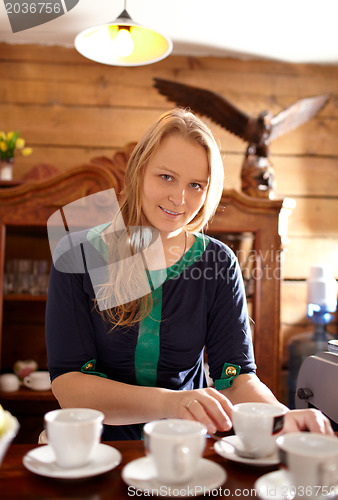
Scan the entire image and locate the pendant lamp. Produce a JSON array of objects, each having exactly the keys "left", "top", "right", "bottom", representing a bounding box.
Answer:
[{"left": 74, "top": 1, "right": 173, "bottom": 66}]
